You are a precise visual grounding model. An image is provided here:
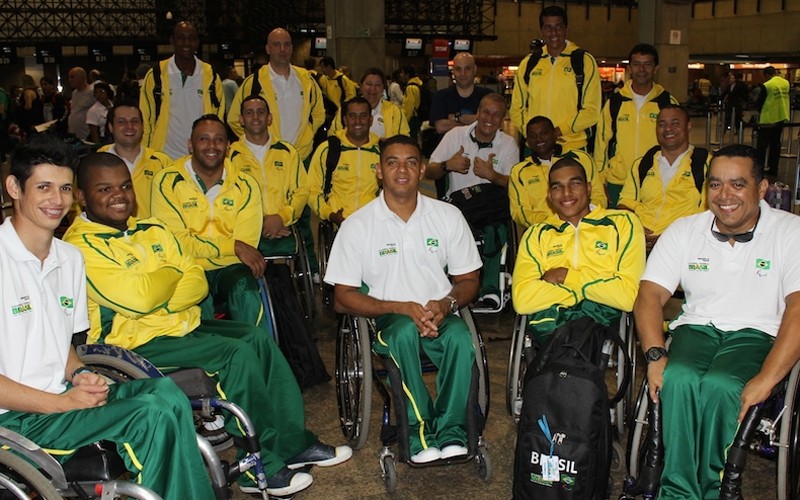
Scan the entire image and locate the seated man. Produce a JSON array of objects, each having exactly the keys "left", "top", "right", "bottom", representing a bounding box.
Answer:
[
  {"left": 509, "top": 115, "right": 606, "bottom": 228},
  {"left": 0, "top": 136, "right": 215, "bottom": 499},
  {"left": 427, "top": 93, "right": 519, "bottom": 309},
  {"left": 228, "top": 95, "right": 309, "bottom": 256},
  {"left": 64, "top": 152, "right": 351, "bottom": 497},
  {"left": 618, "top": 104, "right": 711, "bottom": 251},
  {"left": 325, "top": 135, "right": 482, "bottom": 464},
  {"left": 308, "top": 96, "right": 382, "bottom": 227},
  {"left": 512, "top": 157, "right": 645, "bottom": 340},
  {"left": 150, "top": 114, "right": 270, "bottom": 333},
  {"left": 634, "top": 144, "right": 800, "bottom": 499}
]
